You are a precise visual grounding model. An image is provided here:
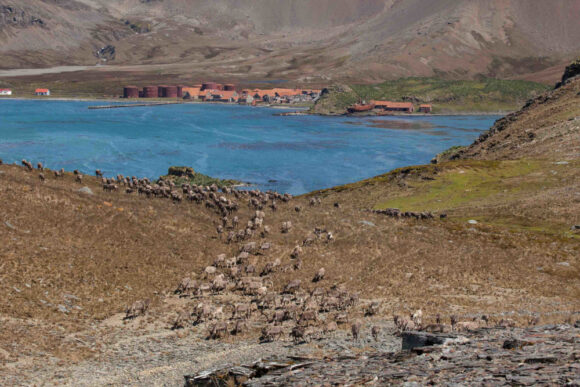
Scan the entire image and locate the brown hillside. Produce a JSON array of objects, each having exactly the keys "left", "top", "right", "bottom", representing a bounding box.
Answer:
[
  {"left": 450, "top": 65, "right": 580, "bottom": 160},
  {"left": 1, "top": 0, "right": 580, "bottom": 82}
]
